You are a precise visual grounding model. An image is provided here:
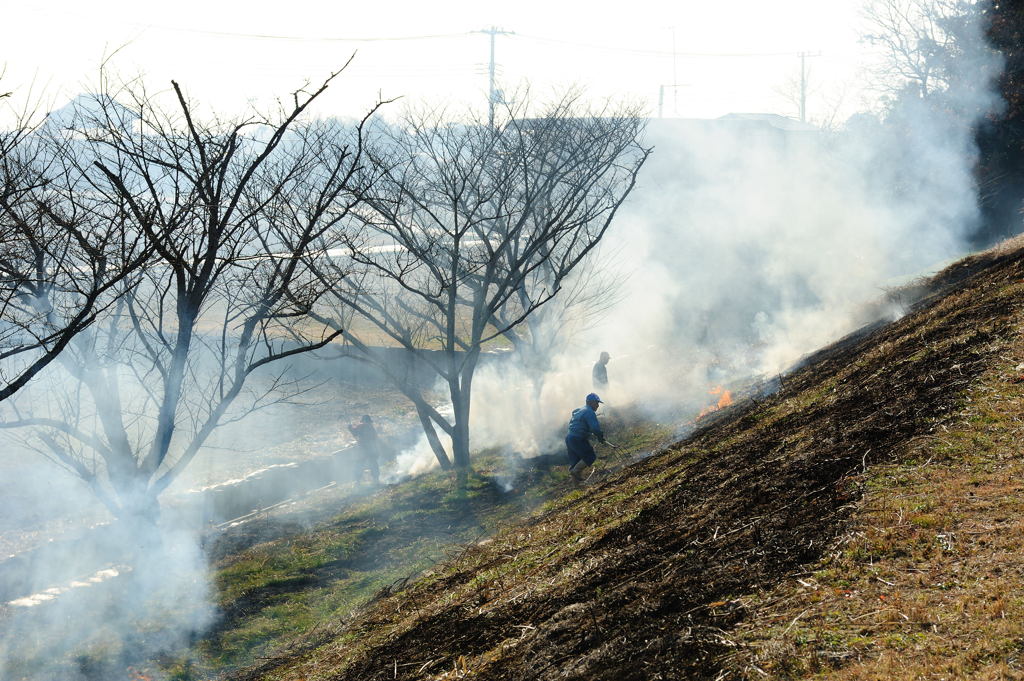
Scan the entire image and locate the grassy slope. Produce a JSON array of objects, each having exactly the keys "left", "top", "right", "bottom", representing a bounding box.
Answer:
[
  {"left": 218, "top": 239, "right": 1024, "bottom": 681},
  {"left": 729, "top": 343, "right": 1024, "bottom": 679},
  {"left": 167, "top": 419, "right": 668, "bottom": 679},
  {"left": 728, "top": 248, "right": 1024, "bottom": 677}
]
